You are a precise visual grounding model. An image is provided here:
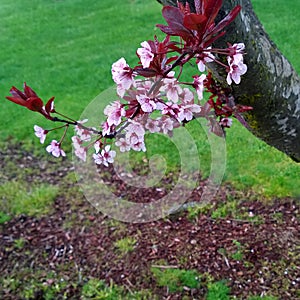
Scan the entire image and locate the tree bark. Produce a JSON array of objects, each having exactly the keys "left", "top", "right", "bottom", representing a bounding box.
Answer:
[{"left": 156, "top": 0, "right": 300, "bottom": 162}]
